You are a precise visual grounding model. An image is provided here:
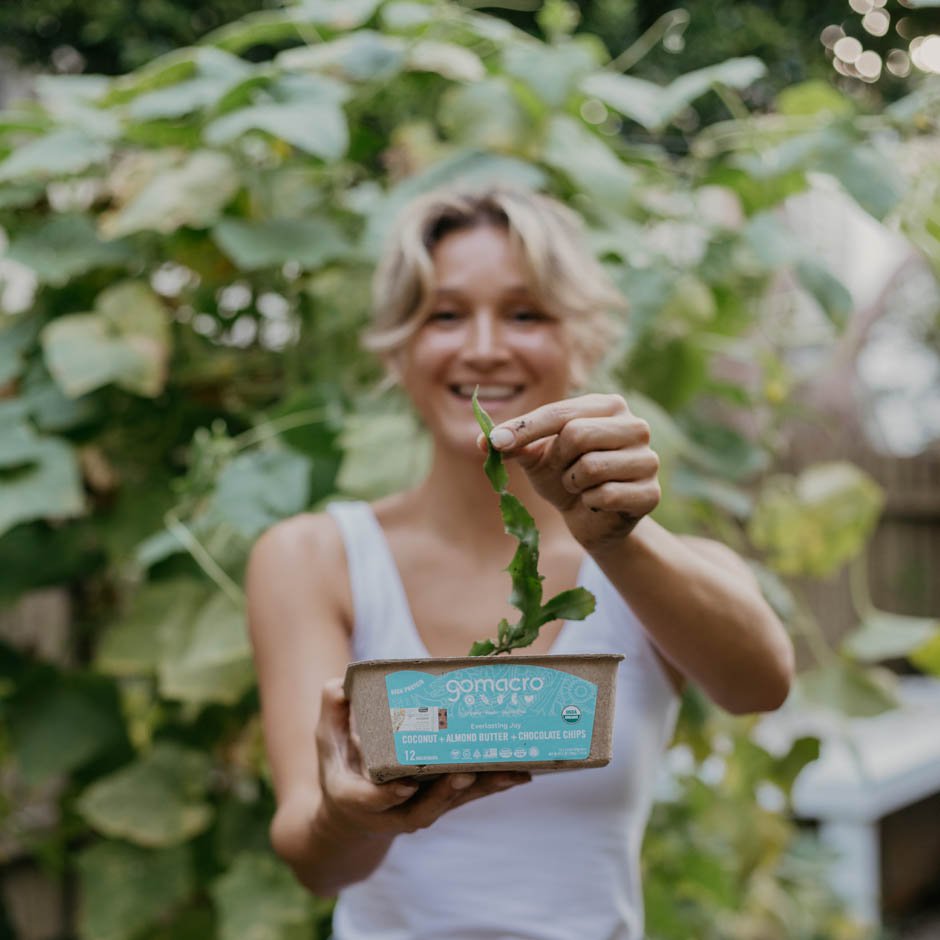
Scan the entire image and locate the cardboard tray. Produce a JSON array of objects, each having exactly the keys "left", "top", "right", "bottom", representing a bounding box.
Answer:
[{"left": 344, "top": 653, "right": 623, "bottom": 783}]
